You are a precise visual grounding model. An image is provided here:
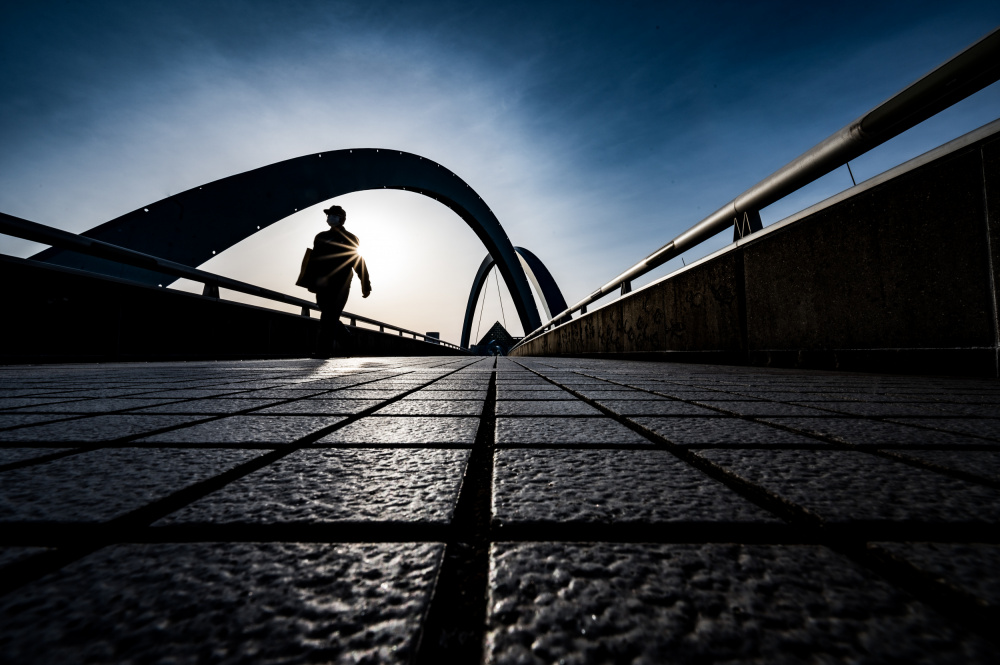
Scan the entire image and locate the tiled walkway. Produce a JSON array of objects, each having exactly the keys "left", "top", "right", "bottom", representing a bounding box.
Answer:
[{"left": 0, "top": 356, "right": 998, "bottom": 662}]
